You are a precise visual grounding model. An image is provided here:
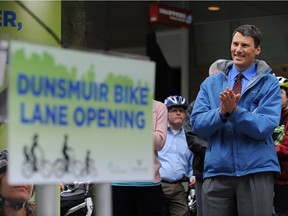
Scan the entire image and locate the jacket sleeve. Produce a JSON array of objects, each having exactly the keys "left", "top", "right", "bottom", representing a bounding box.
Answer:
[
  {"left": 190, "top": 79, "right": 226, "bottom": 138},
  {"left": 153, "top": 101, "right": 167, "bottom": 151},
  {"left": 276, "top": 119, "right": 288, "bottom": 159},
  {"left": 183, "top": 101, "right": 207, "bottom": 159}
]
